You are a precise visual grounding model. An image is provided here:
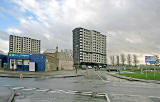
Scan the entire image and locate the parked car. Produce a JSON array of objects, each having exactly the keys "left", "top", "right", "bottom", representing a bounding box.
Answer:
[
  {"left": 88, "top": 66, "right": 92, "bottom": 69},
  {"left": 106, "top": 67, "right": 118, "bottom": 72}
]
